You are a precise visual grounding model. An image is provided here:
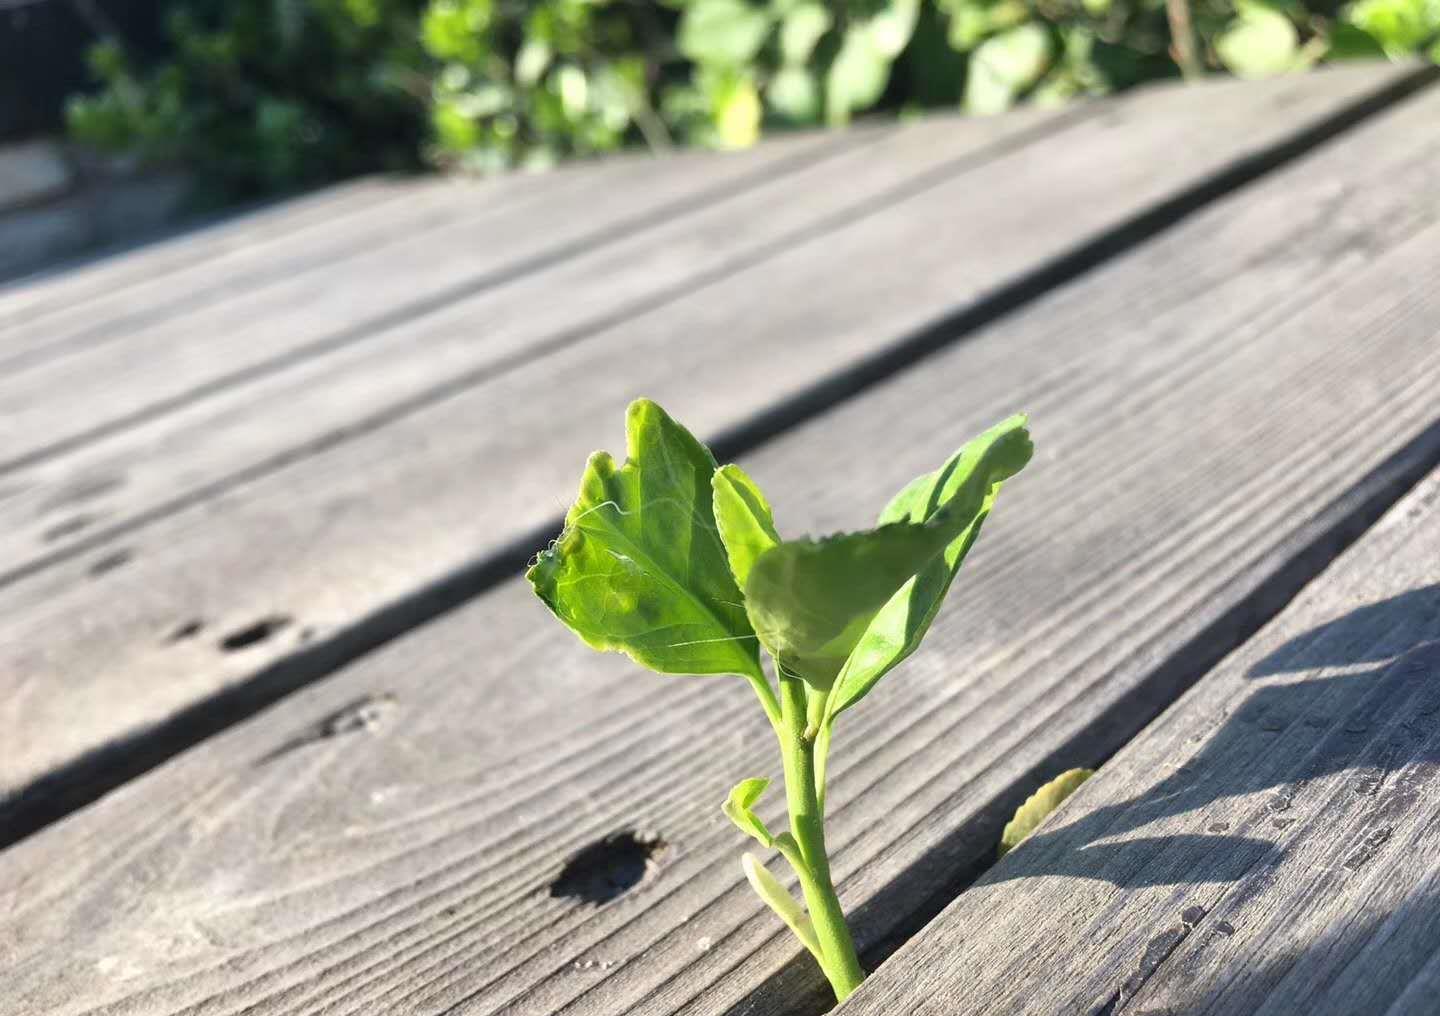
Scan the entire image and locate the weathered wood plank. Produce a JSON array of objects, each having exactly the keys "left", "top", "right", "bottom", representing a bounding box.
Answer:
[
  {"left": 0, "top": 129, "right": 852, "bottom": 459},
  {"left": 4, "top": 72, "right": 1440, "bottom": 1016},
  {"left": 0, "top": 103, "right": 1063, "bottom": 582},
  {"left": 1, "top": 176, "right": 421, "bottom": 339},
  {"left": 839, "top": 470, "right": 1440, "bottom": 1016},
  {"left": 0, "top": 67, "right": 1417, "bottom": 813},
  {"left": 0, "top": 138, "right": 844, "bottom": 362}
]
